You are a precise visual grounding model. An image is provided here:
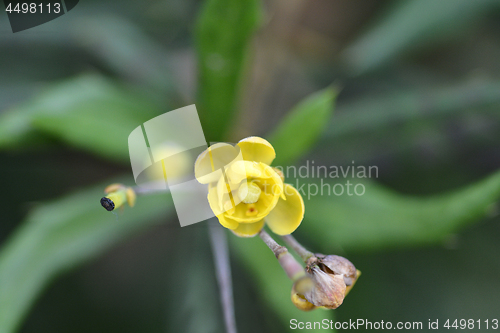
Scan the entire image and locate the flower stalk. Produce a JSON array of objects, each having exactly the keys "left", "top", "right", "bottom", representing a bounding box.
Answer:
[
  {"left": 258, "top": 230, "right": 305, "bottom": 282},
  {"left": 281, "top": 234, "right": 314, "bottom": 262}
]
